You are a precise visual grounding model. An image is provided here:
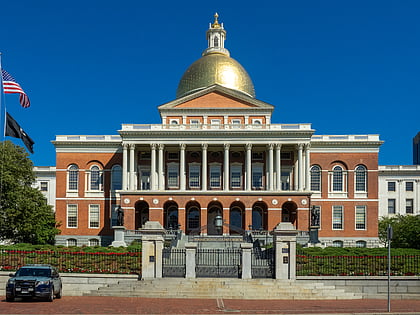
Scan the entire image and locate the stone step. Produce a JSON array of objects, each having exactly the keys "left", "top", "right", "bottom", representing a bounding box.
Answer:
[{"left": 87, "top": 278, "right": 362, "bottom": 299}]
